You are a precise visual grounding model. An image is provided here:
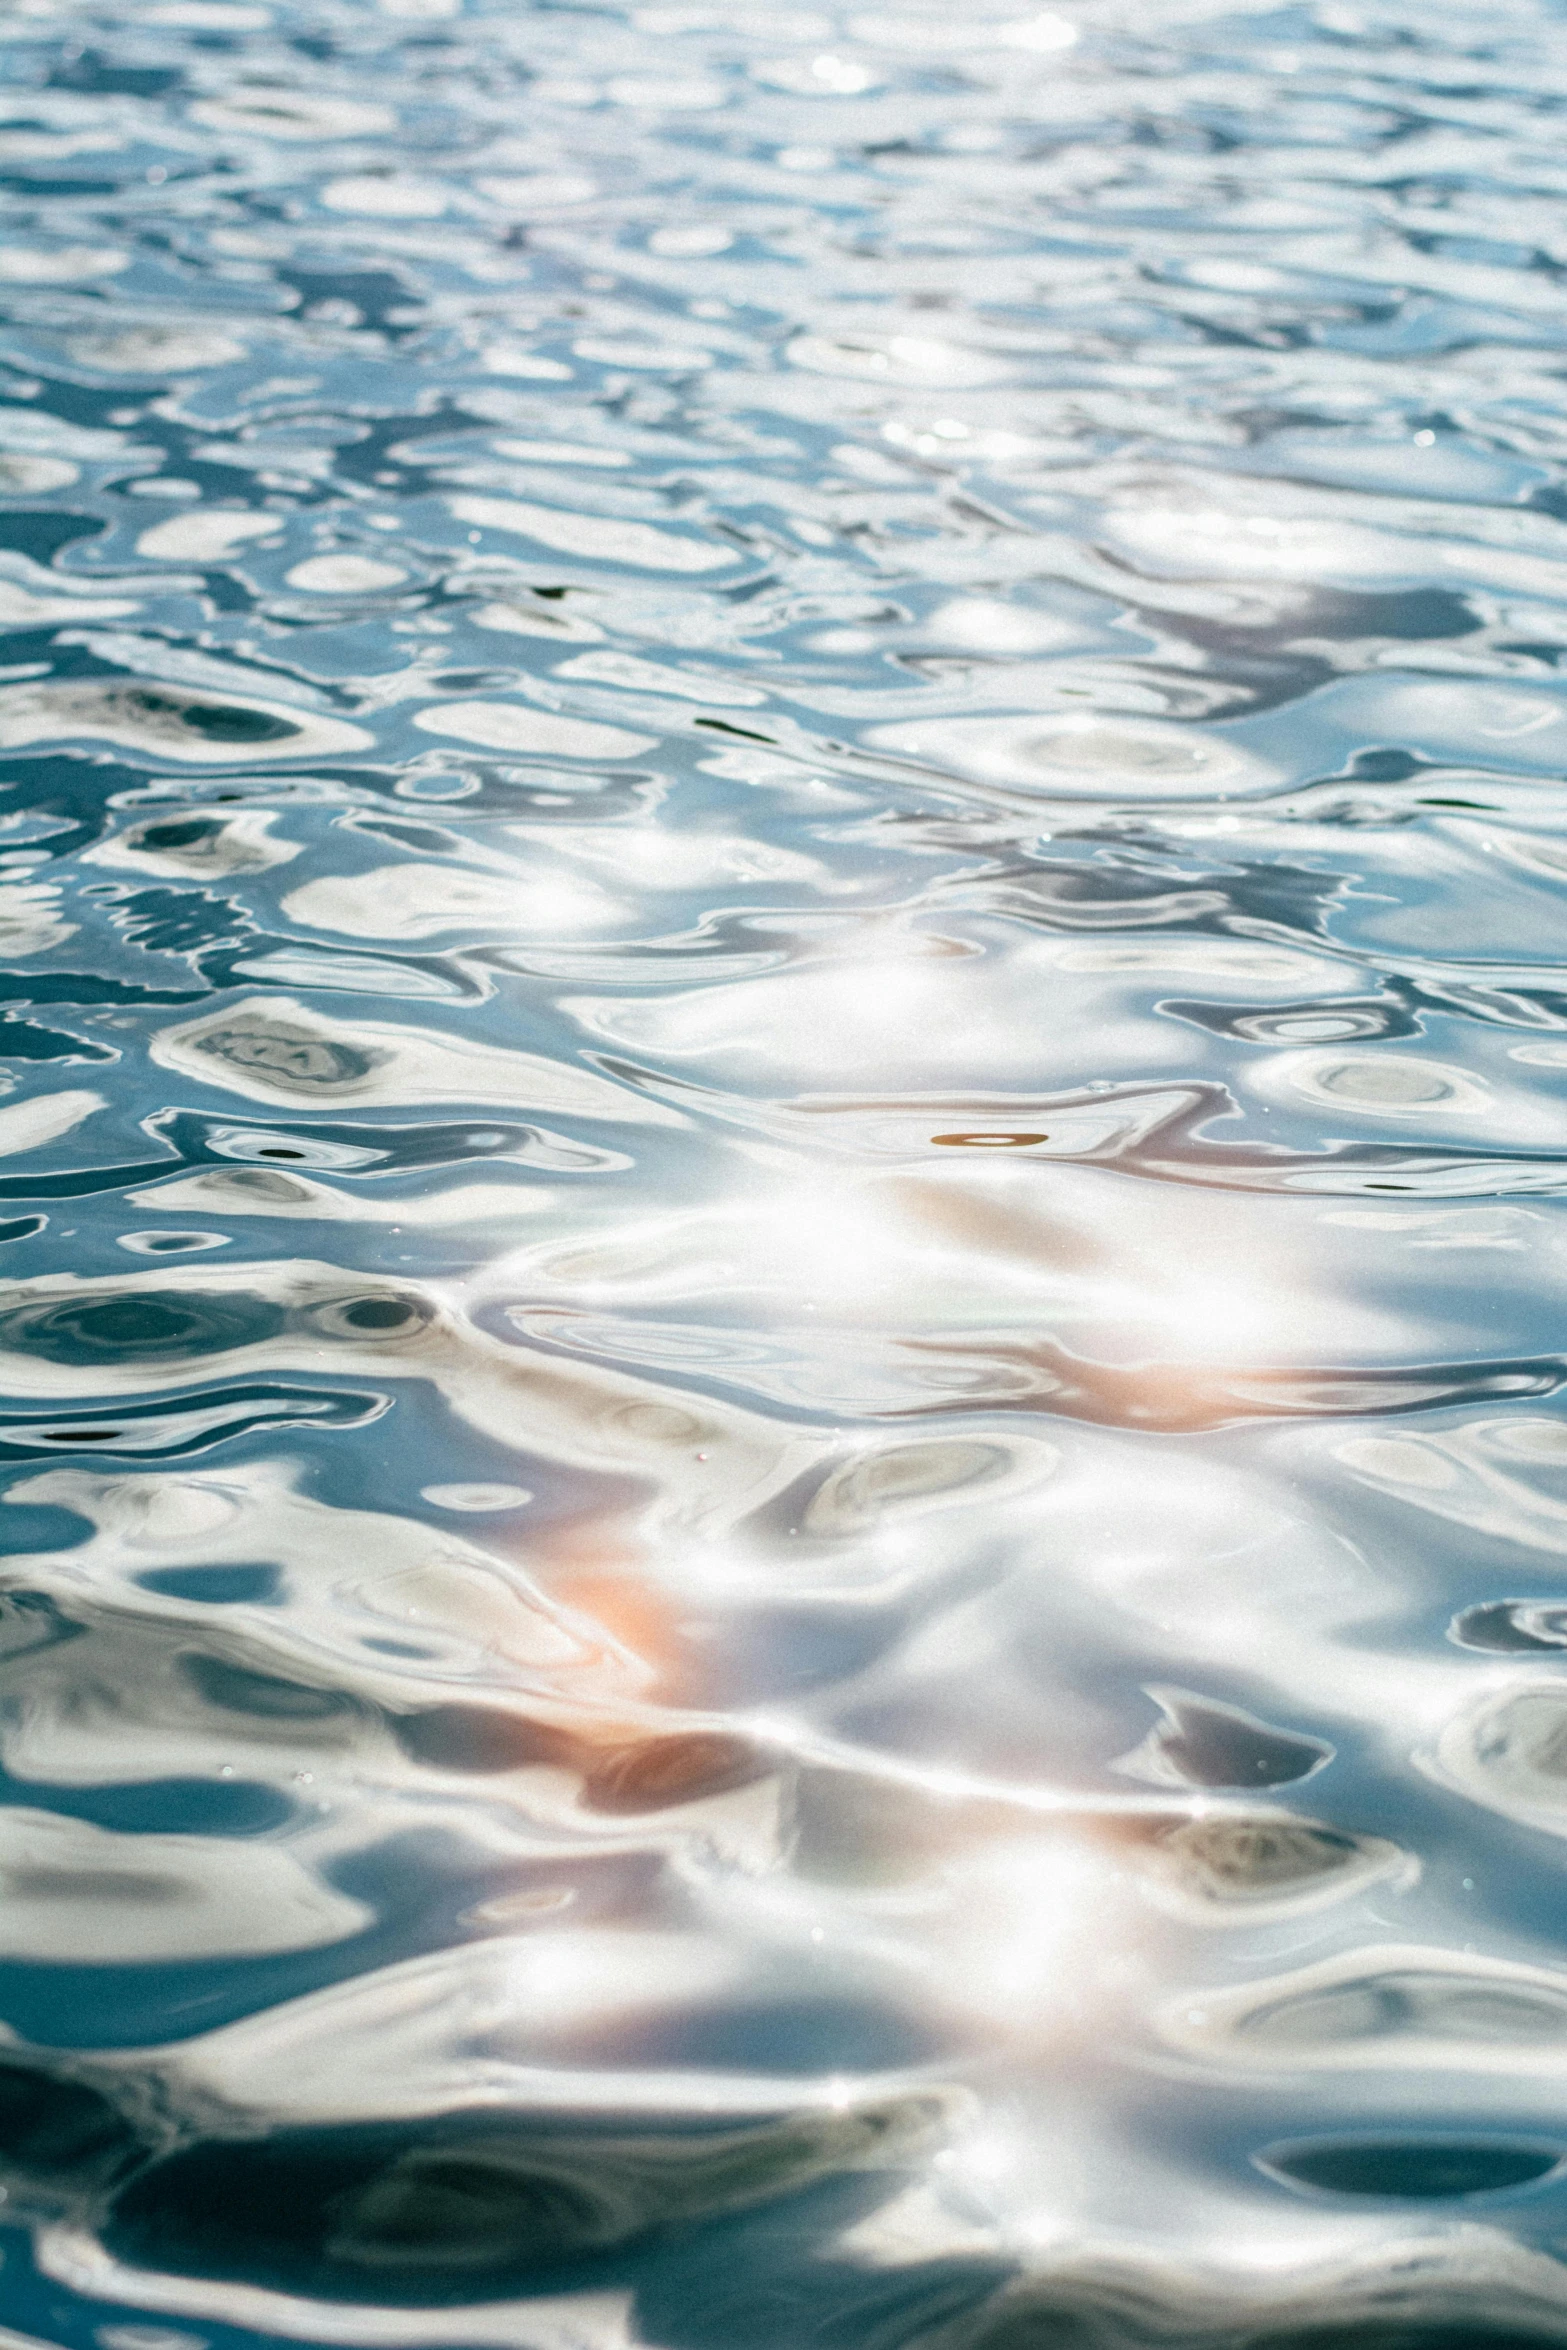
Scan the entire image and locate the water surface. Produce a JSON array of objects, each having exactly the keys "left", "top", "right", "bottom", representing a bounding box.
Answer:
[{"left": 1, "top": 0, "right": 1567, "bottom": 2342}]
